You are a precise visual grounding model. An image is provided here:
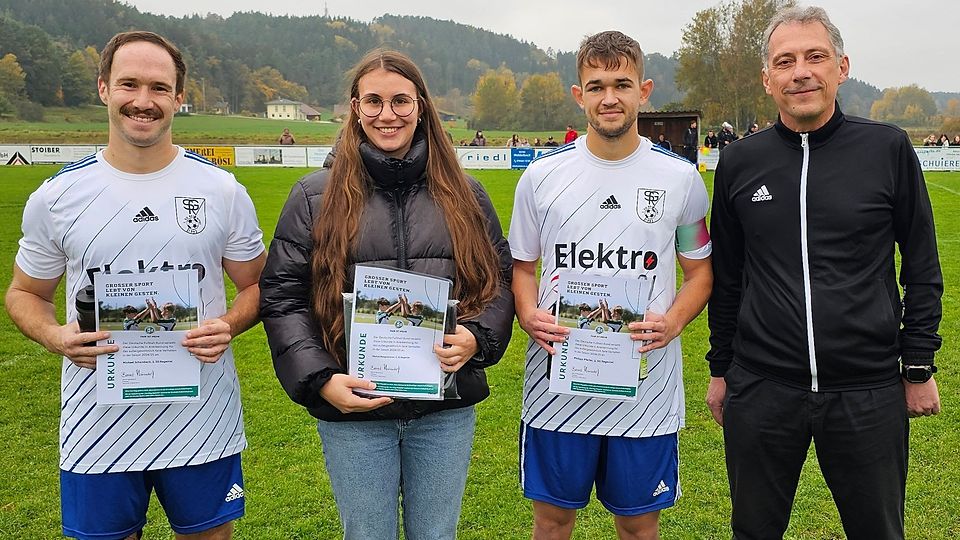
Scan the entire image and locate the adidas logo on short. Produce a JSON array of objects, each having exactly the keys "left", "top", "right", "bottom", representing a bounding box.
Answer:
[
  {"left": 751, "top": 185, "right": 773, "bottom": 202},
  {"left": 600, "top": 195, "right": 622, "bottom": 209},
  {"left": 224, "top": 483, "right": 244, "bottom": 502},
  {"left": 132, "top": 207, "right": 159, "bottom": 222},
  {"left": 652, "top": 480, "right": 670, "bottom": 497}
]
